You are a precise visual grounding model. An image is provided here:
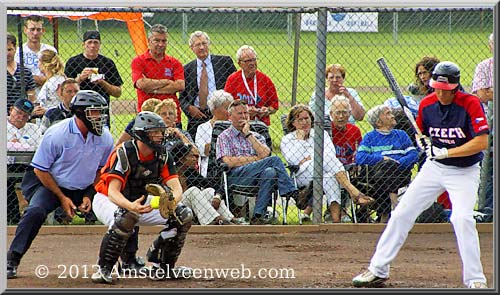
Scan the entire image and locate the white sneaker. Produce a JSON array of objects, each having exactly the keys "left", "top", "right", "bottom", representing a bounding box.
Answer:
[
  {"left": 469, "top": 282, "right": 488, "bottom": 288},
  {"left": 352, "top": 270, "right": 388, "bottom": 287},
  {"left": 91, "top": 267, "right": 113, "bottom": 284}
]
